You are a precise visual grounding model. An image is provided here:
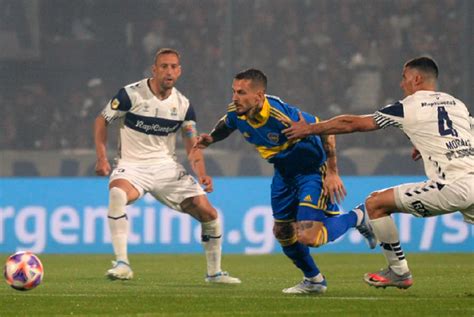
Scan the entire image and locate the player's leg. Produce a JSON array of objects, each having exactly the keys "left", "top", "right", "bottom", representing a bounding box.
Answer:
[
  {"left": 271, "top": 172, "right": 326, "bottom": 294},
  {"left": 180, "top": 195, "right": 241, "bottom": 284},
  {"left": 106, "top": 177, "right": 140, "bottom": 280},
  {"left": 273, "top": 221, "right": 327, "bottom": 294},
  {"left": 295, "top": 174, "right": 374, "bottom": 248},
  {"left": 363, "top": 187, "right": 412, "bottom": 289},
  {"left": 366, "top": 176, "right": 474, "bottom": 288}
]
